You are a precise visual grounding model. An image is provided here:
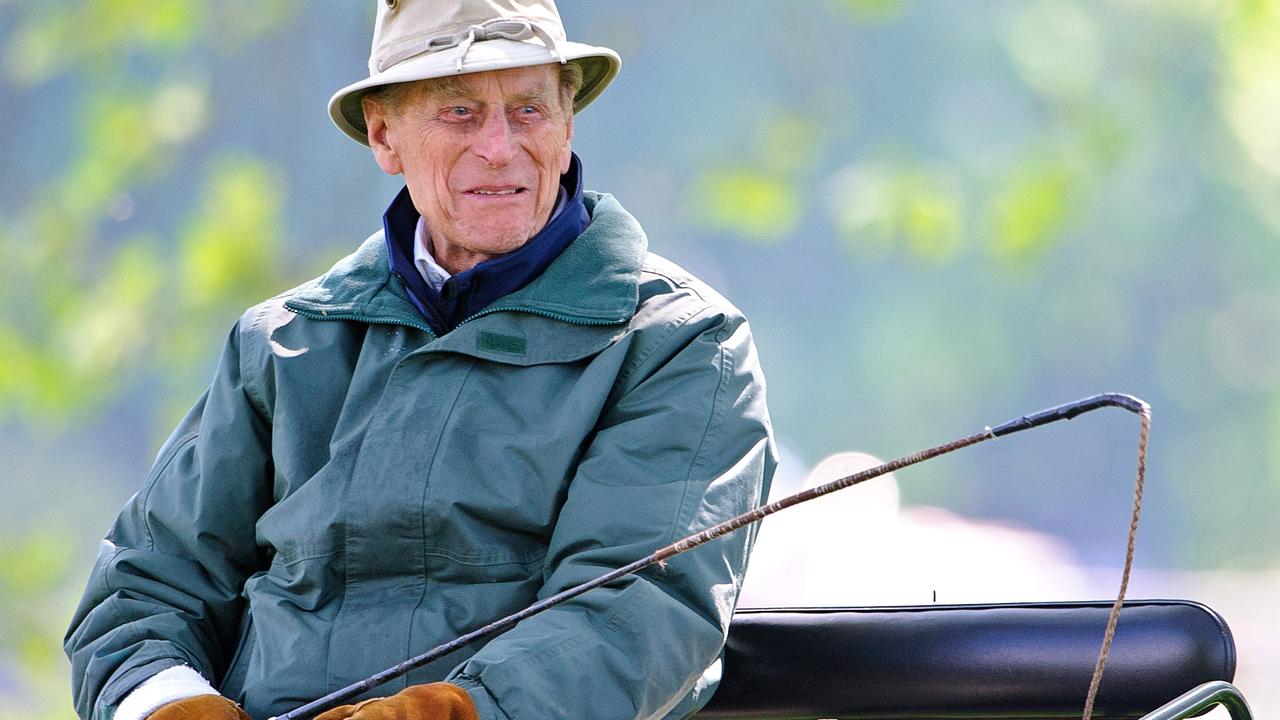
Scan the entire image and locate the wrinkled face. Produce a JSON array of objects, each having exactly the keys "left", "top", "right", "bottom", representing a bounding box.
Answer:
[{"left": 363, "top": 65, "right": 574, "bottom": 275}]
